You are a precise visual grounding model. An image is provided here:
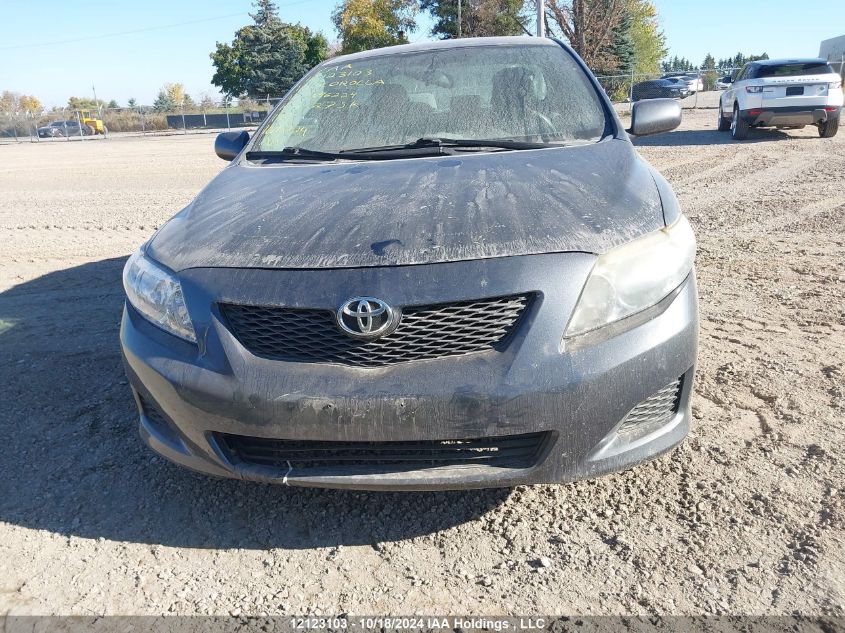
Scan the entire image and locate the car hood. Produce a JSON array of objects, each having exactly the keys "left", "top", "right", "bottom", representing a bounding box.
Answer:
[{"left": 148, "top": 138, "right": 666, "bottom": 271}]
